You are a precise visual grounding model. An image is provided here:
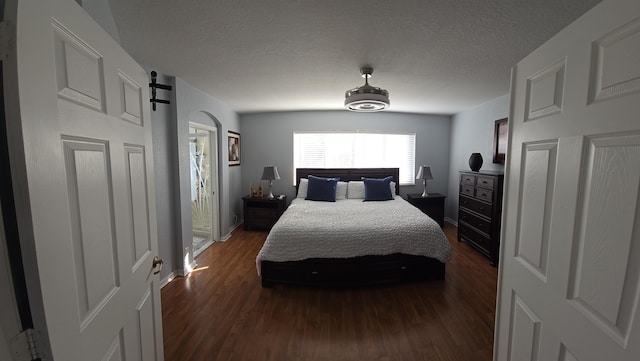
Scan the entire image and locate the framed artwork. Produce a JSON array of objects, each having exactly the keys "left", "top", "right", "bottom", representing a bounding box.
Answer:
[
  {"left": 228, "top": 131, "right": 240, "bottom": 166},
  {"left": 493, "top": 118, "right": 508, "bottom": 164}
]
